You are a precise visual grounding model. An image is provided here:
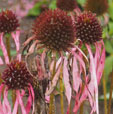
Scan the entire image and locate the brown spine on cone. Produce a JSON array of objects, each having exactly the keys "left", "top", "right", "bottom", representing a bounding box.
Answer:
[
  {"left": 2, "top": 60, "right": 32, "bottom": 90},
  {"left": 75, "top": 11, "right": 102, "bottom": 44},
  {"left": 0, "top": 10, "right": 19, "bottom": 33},
  {"left": 33, "top": 9, "right": 76, "bottom": 52}
]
